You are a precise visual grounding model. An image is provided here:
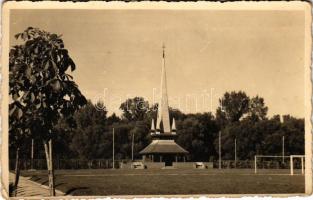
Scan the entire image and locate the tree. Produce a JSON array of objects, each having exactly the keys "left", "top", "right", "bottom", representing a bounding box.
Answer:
[
  {"left": 53, "top": 117, "right": 77, "bottom": 159},
  {"left": 107, "top": 113, "right": 121, "bottom": 125},
  {"left": 196, "top": 112, "right": 219, "bottom": 160},
  {"left": 216, "top": 91, "right": 250, "bottom": 125},
  {"left": 9, "top": 27, "right": 86, "bottom": 195},
  {"left": 217, "top": 120, "right": 256, "bottom": 160},
  {"left": 169, "top": 107, "right": 187, "bottom": 122},
  {"left": 119, "top": 97, "right": 149, "bottom": 121},
  {"left": 279, "top": 115, "right": 304, "bottom": 155},
  {"left": 9, "top": 105, "right": 32, "bottom": 196},
  {"left": 129, "top": 121, "right": 150, "bottom": 159},
  {"left": 112, "top": 123, "right": 134, "bottom": 159},
  {"left": 246, "top": 96, "right": 268, "bottom": 121},
  {"left": 70, "top": 101, "right": 107, "bottom": 160},
  {"left": 176, "top": 116, "right": 204, "bottom": 161}
]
